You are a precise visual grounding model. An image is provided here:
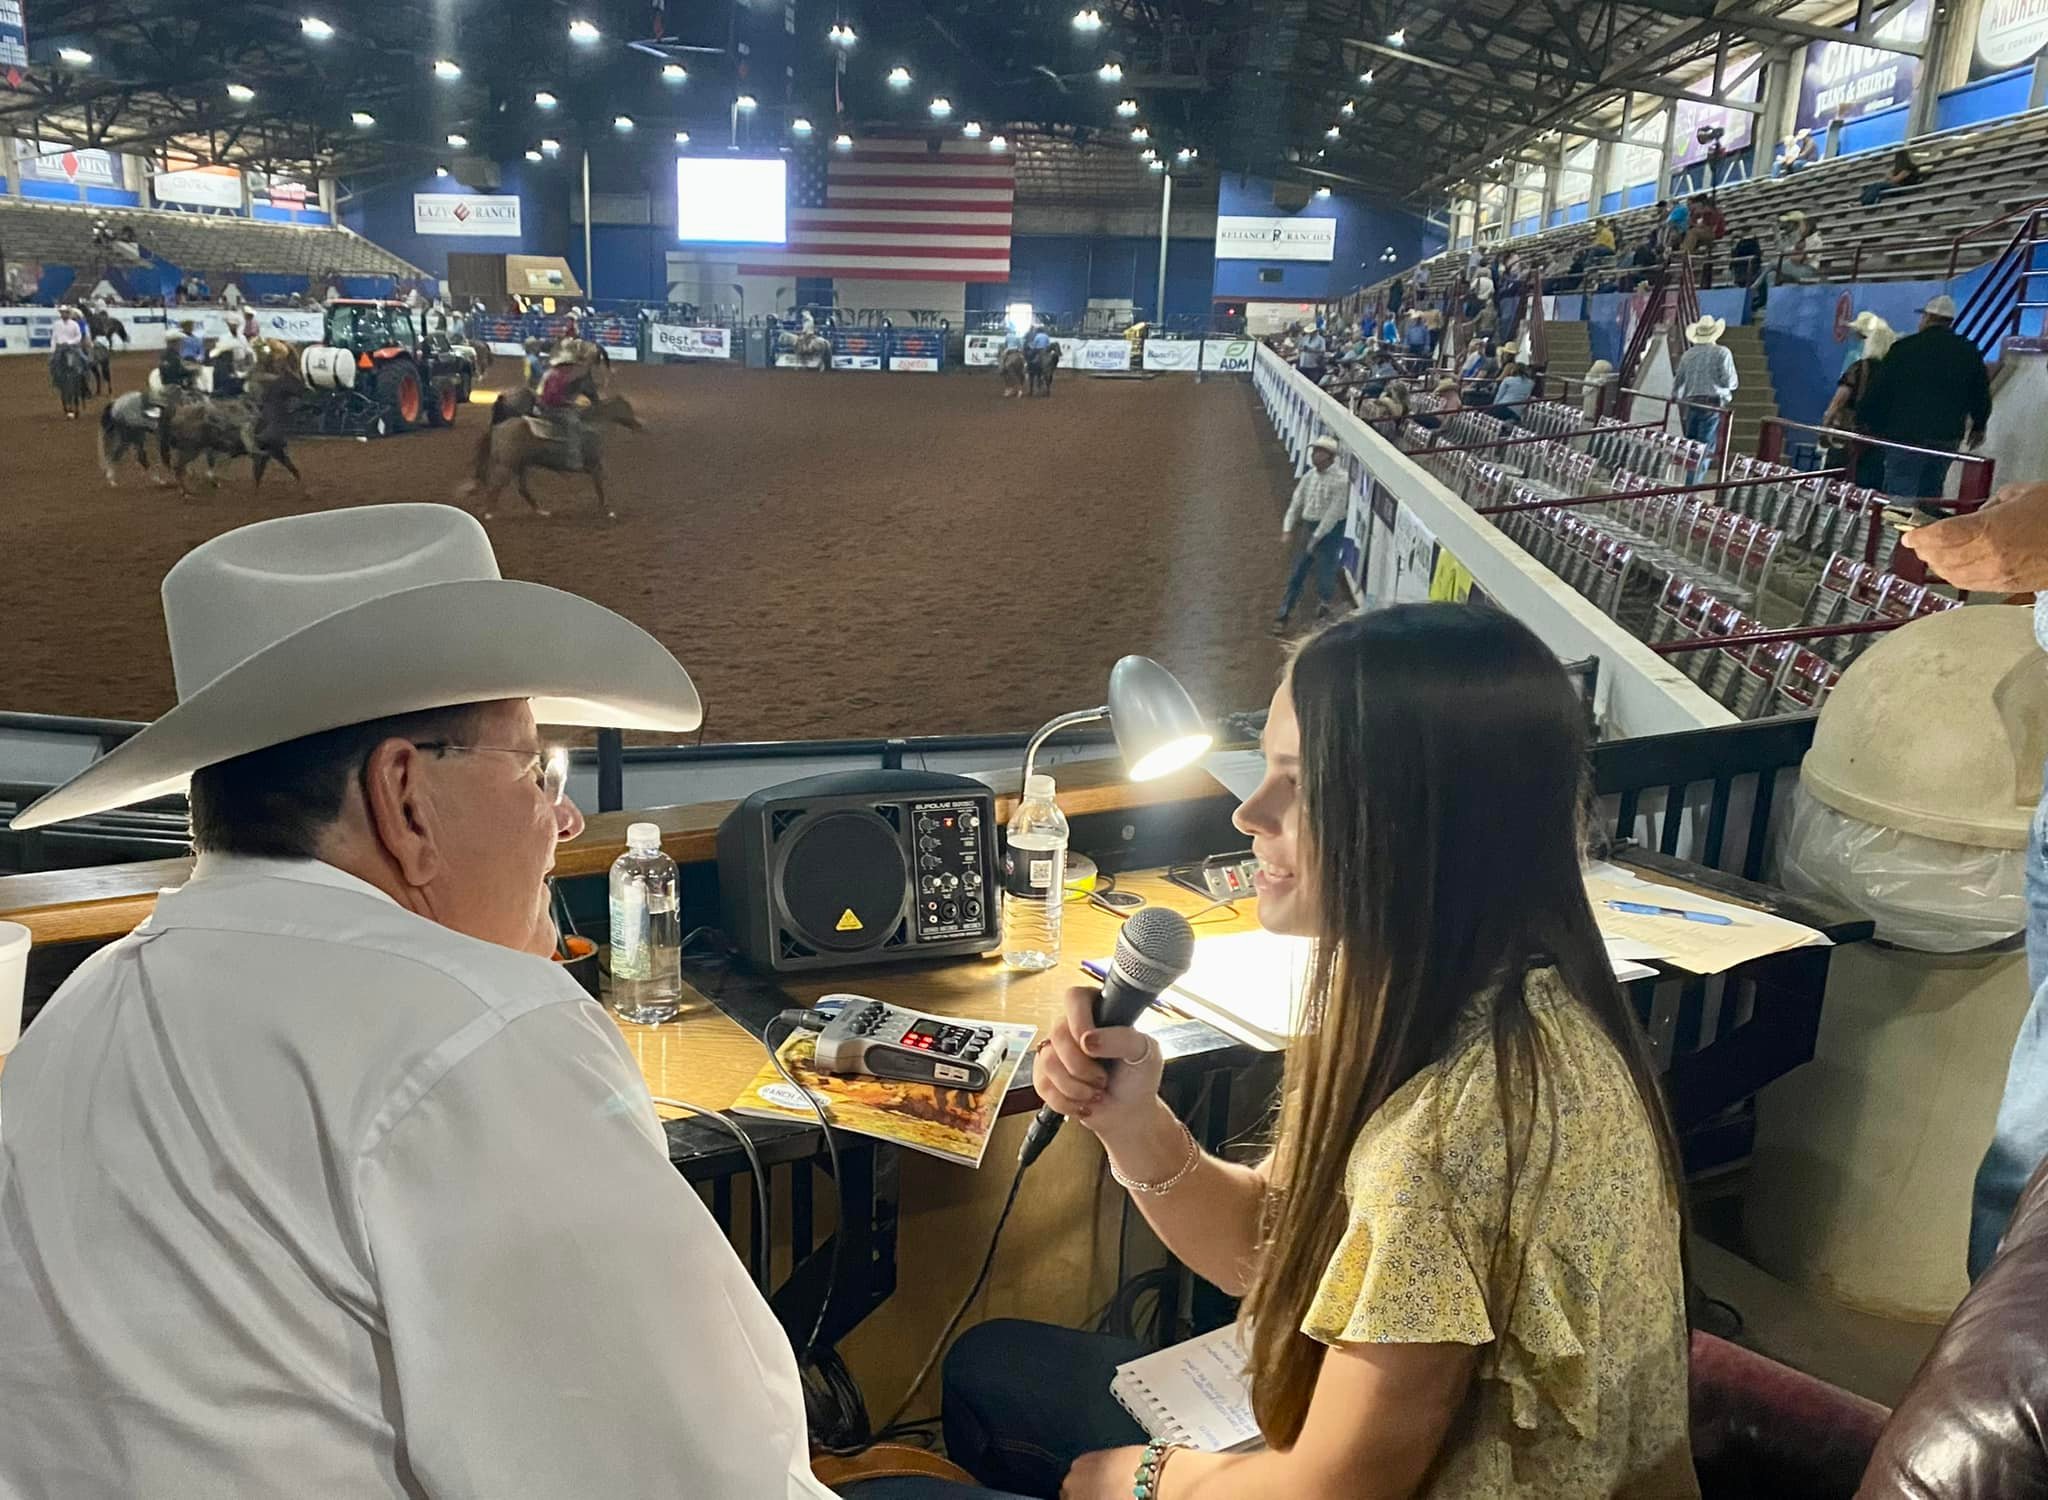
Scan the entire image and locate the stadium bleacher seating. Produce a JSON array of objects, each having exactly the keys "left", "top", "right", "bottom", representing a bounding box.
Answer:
[
  {"left": 1369, "top": 107, "right": 2048, "bottom": 300},
  {"left": 0, "top": 199, "right": 422, "bottom": 290}
]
